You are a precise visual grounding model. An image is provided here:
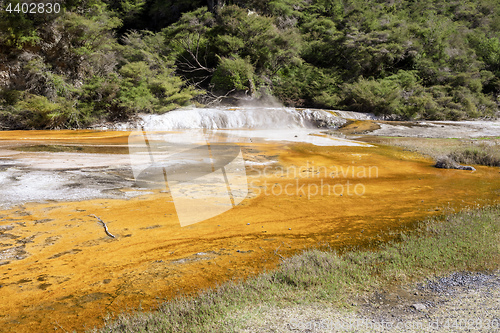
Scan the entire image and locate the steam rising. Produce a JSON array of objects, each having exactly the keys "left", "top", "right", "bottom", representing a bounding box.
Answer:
[{"left": 134, "top": 107, "right": 375, "bottom": 131}]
